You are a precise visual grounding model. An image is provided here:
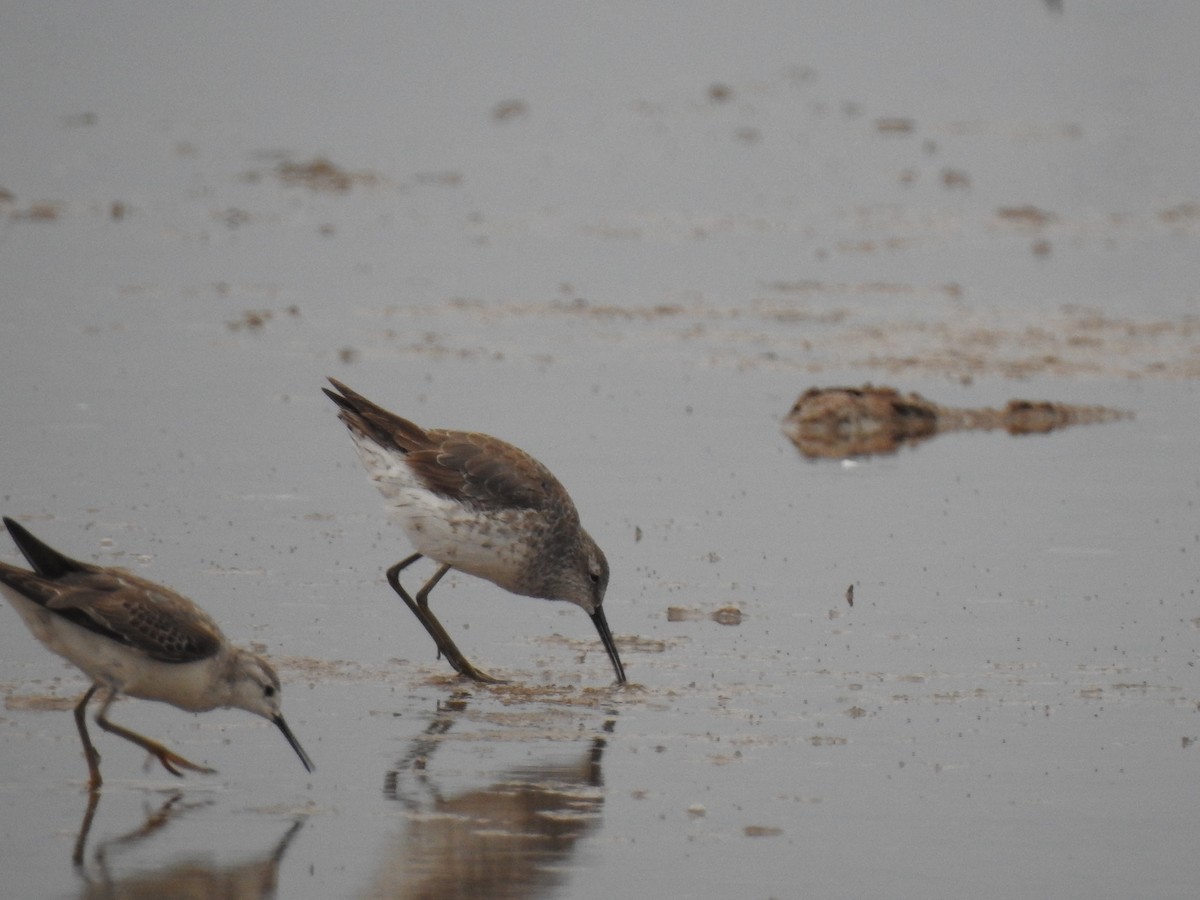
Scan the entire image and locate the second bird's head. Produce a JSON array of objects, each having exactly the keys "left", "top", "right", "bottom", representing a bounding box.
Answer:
[{"left": 226, "top": 651, "right": 315, "bottom": 773}]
